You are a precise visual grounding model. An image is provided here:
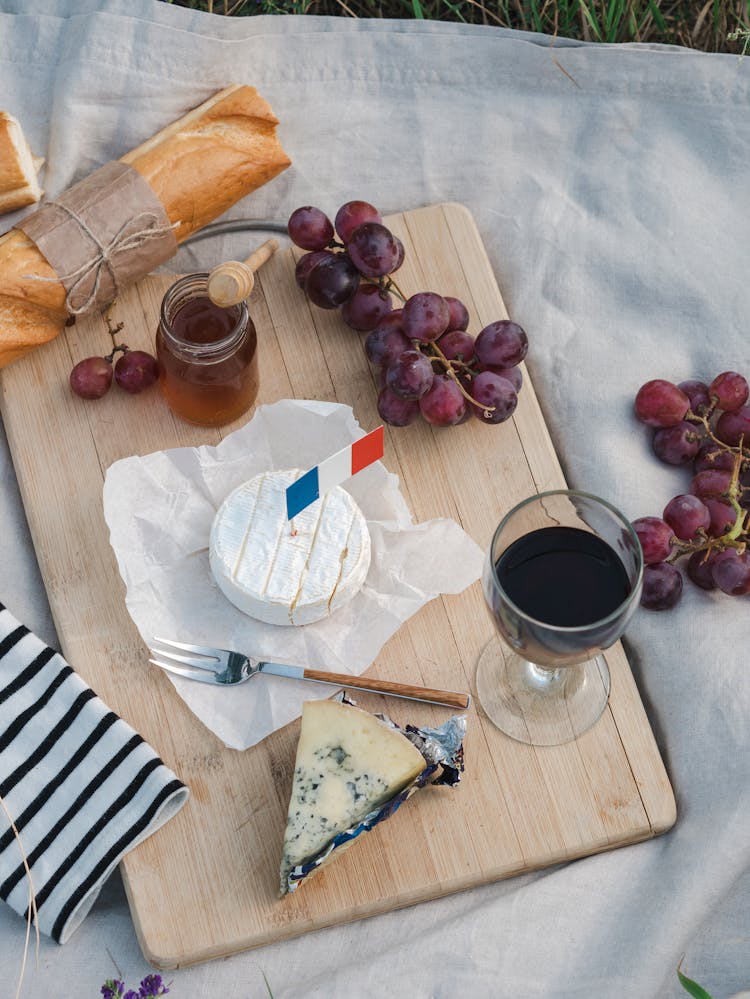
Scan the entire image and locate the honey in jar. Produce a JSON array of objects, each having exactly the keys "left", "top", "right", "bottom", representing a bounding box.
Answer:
[{"left": 156, "top": 273, "right": 259, "bottom": 427}]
